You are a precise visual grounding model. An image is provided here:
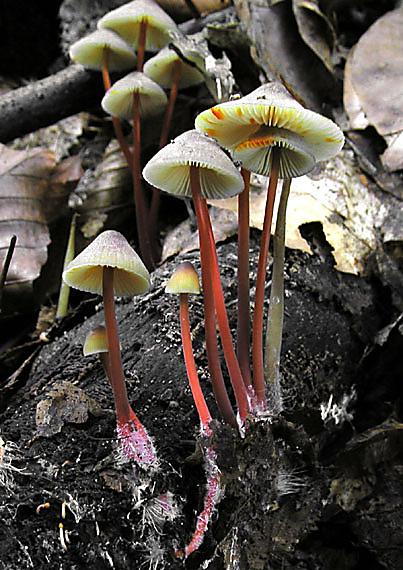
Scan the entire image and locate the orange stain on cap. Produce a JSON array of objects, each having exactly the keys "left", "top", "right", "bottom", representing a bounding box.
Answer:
[
  {"left": 205, "top": 128, "right": 216, "bottom": 137},
  {"left": 211, "top": 107, "right": 225, "bottom": 120}
]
